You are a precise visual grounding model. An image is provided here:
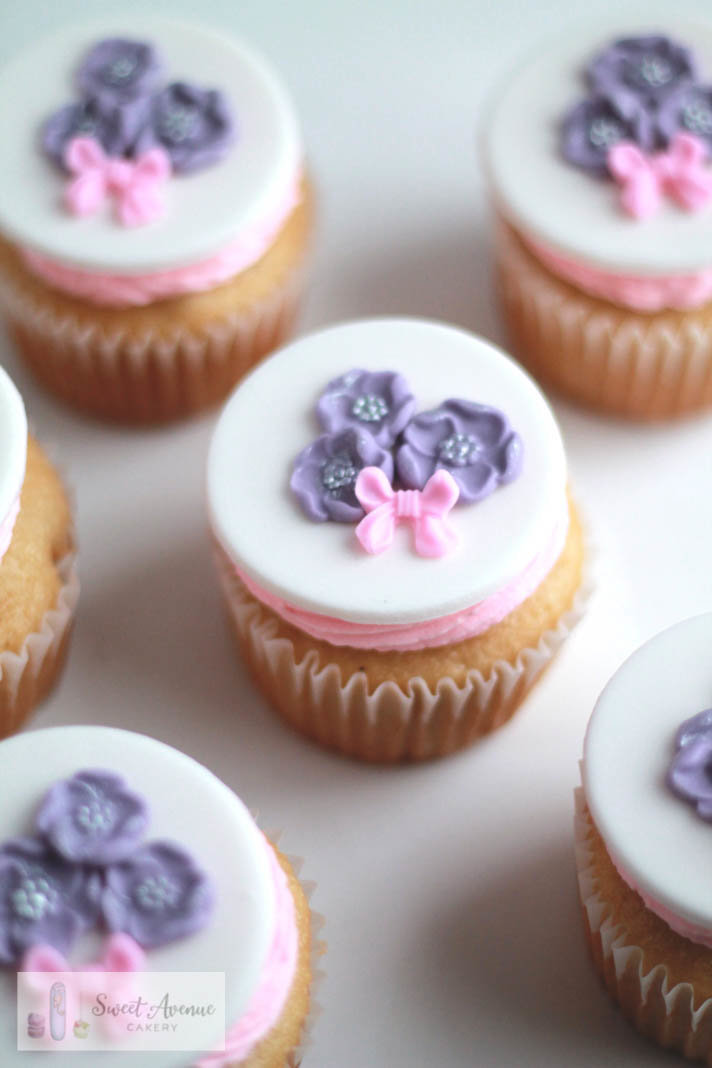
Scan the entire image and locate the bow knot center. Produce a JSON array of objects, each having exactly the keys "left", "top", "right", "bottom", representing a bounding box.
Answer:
[
  {"left": 105, "top": 158, "right": 134, "bottom": 189},
  {"left": 394, "top": 489, "right": 421, "bottom": 519}
]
